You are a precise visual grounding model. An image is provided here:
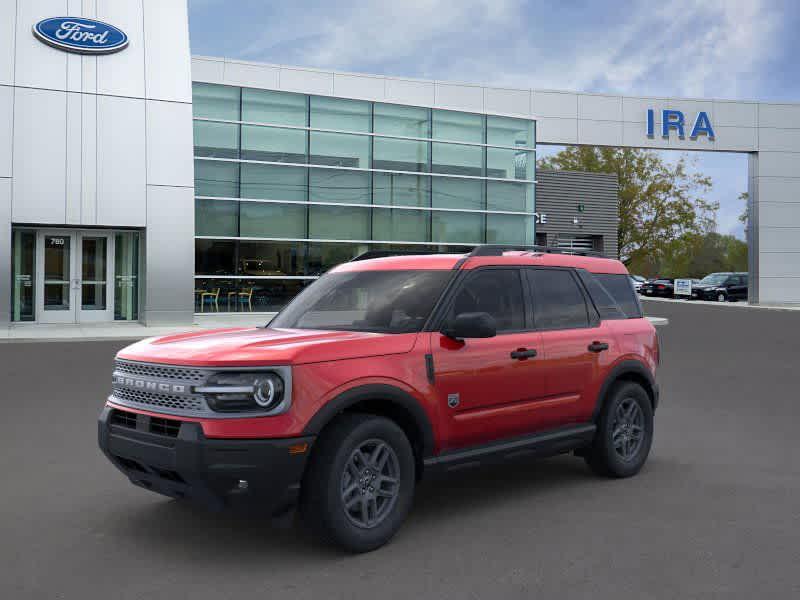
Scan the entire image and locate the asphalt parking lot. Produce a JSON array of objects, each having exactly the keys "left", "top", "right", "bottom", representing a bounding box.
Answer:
[{"left": 2, "top": 300, "right": 800, "bottom": 599}]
